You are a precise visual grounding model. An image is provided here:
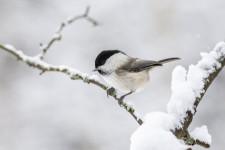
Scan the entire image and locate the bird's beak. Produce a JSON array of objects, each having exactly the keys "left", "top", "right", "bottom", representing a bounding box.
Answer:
[{"left": 92, "top": 68, "right": 98, "bottom": 72}]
